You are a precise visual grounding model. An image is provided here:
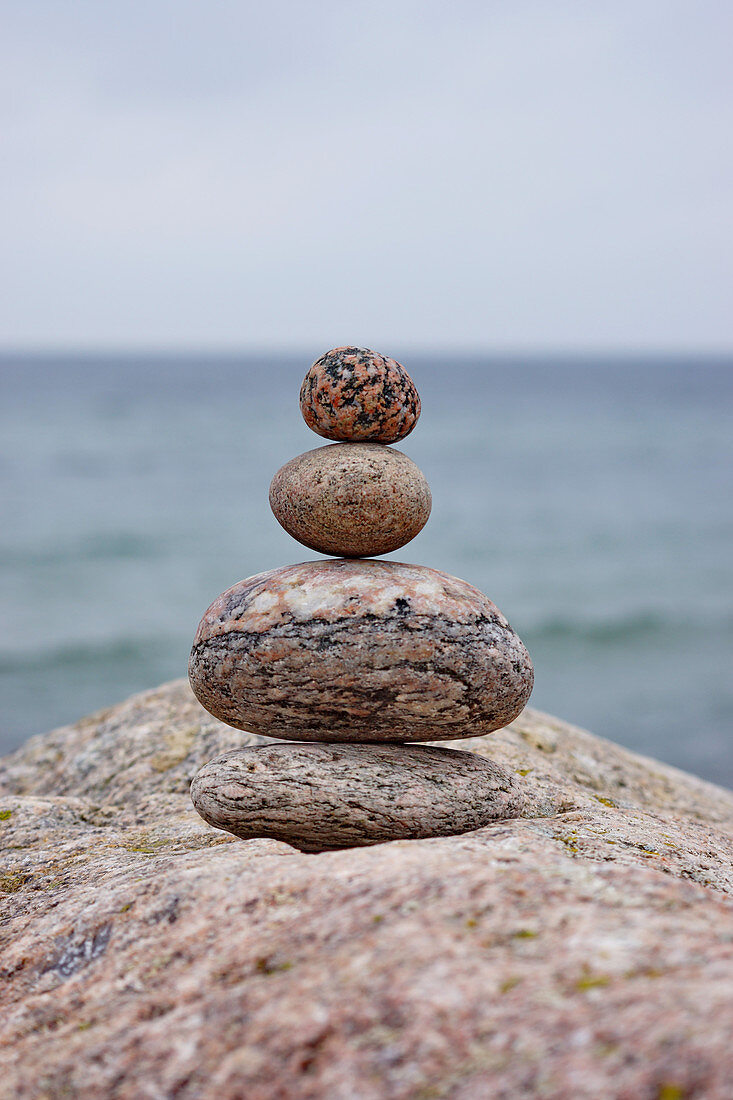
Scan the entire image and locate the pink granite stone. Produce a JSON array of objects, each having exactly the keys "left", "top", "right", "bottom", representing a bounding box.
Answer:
[
  {"left": 188, "top": 559, "right": 534, "bottom": 742},
  {"left": 269, "top": 443, "right": 431, "bottom": 557},
  {"left": 3, "top": 682, "right": 733, "bottom": 1099},
  {"left": 300, "top": 346, "right": 421, "bottom": 443}
]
